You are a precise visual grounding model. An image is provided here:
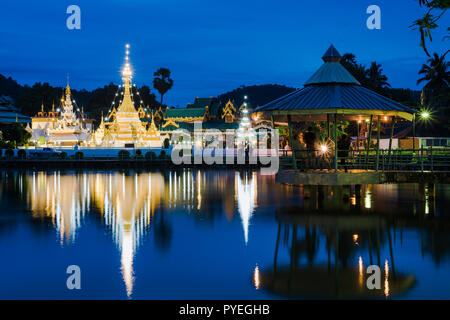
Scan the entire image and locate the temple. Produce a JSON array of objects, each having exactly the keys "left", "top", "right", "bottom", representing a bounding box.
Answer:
[
  {"left": 30, "top": 80, "right": 94, "bottom": 147},
  {"left": 89, "top": 44, "right": 162, "bottom": 148}
]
